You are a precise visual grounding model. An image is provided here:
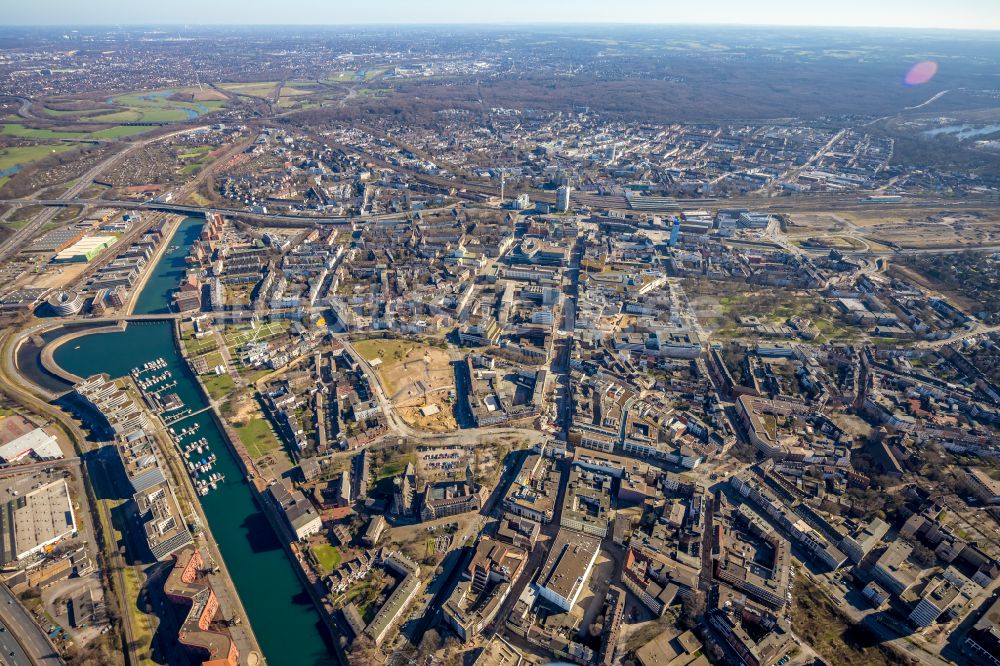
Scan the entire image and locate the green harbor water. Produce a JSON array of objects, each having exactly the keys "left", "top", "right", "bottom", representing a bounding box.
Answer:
[{"left": 53, "top": 217, "right": 334, "bottom": 665}]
